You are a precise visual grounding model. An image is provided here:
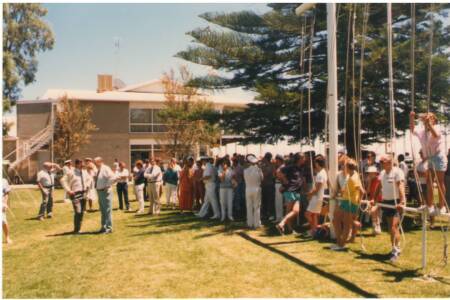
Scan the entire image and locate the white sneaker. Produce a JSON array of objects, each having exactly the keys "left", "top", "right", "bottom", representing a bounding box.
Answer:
[
  {"left": 329, "top": 244, "right": 346, "bottom": 251},
  {"left": 427, "top": 206, "right": 437, "bottom": 216},
  {"left": 439, "top": 206, "right": 448, "bottom": 215}
]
